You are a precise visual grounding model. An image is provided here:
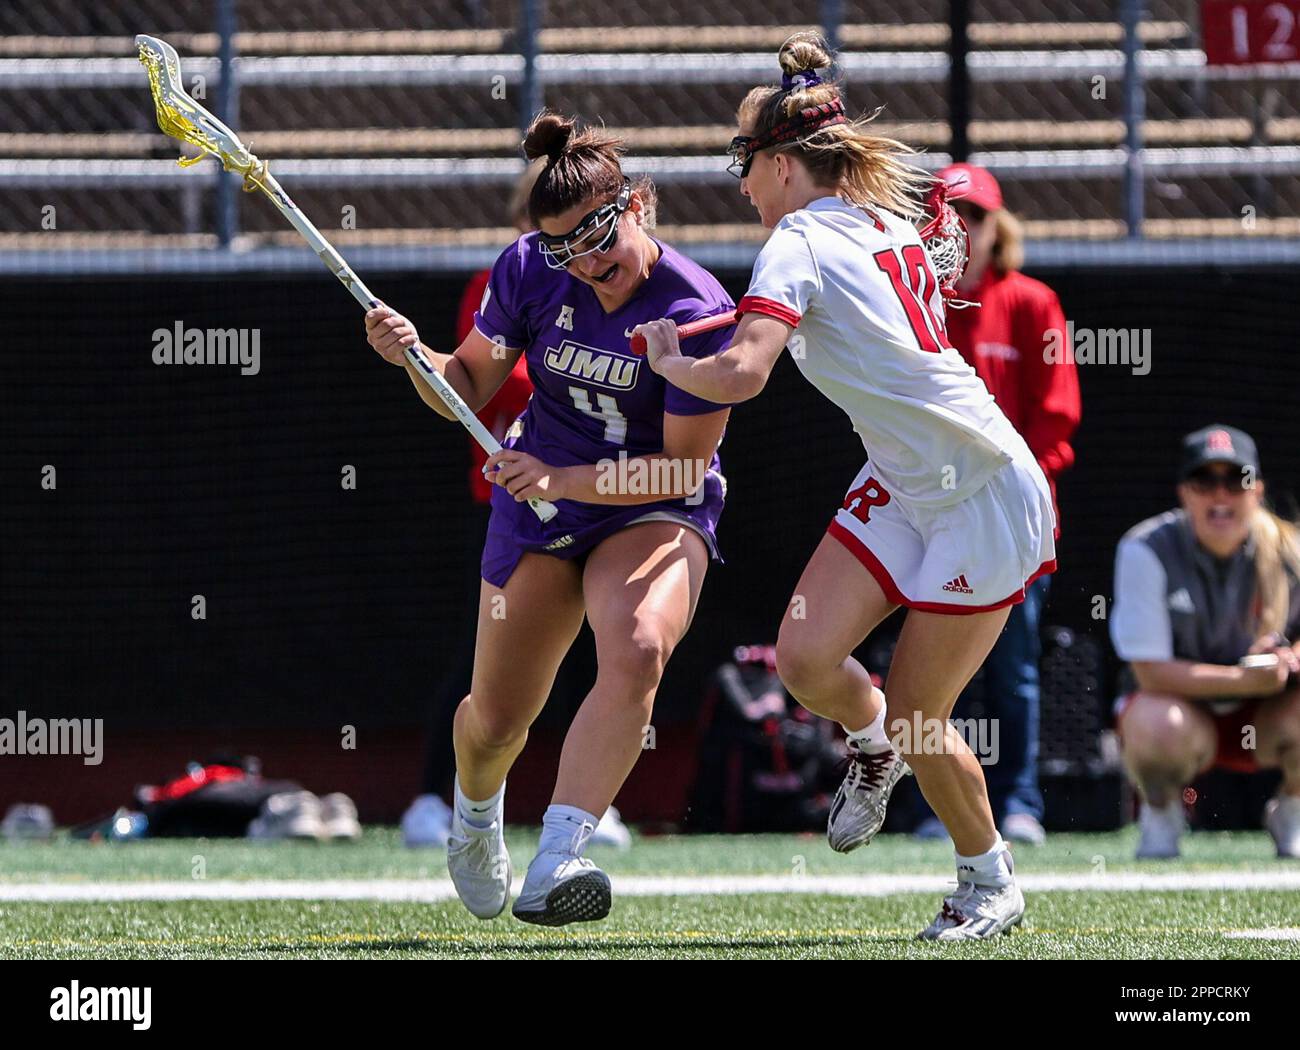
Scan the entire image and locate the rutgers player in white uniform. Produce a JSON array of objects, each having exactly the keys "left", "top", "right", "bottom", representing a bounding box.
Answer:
[{"left": 635, "top": 32, "right": 1056, "bottom": 940}]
